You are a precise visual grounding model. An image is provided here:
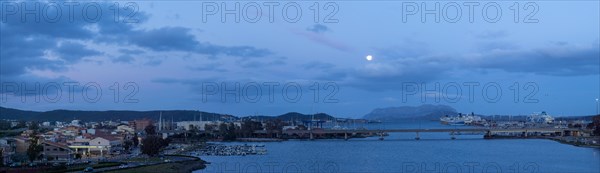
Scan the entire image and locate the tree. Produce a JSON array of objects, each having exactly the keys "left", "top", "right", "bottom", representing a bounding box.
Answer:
[
  {"left": 132, "top": 133, "right": 139, "bottom": 147},
  {"left": 160, "top": 138, "right": 171, "bottom": 148},
  {"left": 26, "top": 134, "right": 43, "bottom": 162},
  {"left": 124, "top": 140, "right": 133, "bottom": 151},
  {"left": 1, "top": 148, "right": 4, "bottom": 166},
  {"left": 264, "top": 119, "right": 287, "bottom": 138},
  {"left": 218, "top": 123, "right": 228, "bottom": 136},
  {"left": 219, "top": 123, "right": 237, "bottom": 141},
  {"left": 0, "top": 120, "right": 11, "bottom": 130},
  {"left": 10, "top": 153, "right": 28, "bottom": 163},
  {"left": 205, "top": 124, "right": 216, "bottom": 131},
  {"left": 593, "top": 115, "right": 600, "bottom": 136},
  {"left": 14, "top": 120, "right": 26, "bottom": 129},
  {"left": 28, "top": 121, "right": 40, "bottom": 131},
  {"left": 240, "top": 120, "right": 263, "bottom": 138},
  {"left": 145, "top": 124, "right": 156, "bottom": 135},
  {"left": 141, "top": 136, "right": 164, "bottom": 156}
]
